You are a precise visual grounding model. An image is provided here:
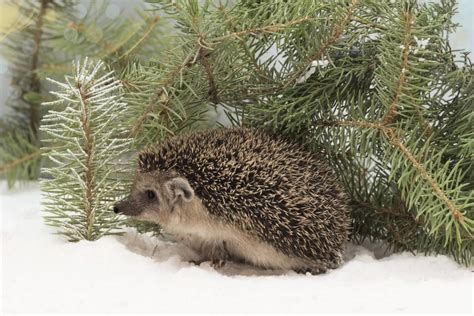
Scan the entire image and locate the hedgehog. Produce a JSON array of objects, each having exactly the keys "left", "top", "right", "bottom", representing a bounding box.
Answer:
[{"left": 114, "top": 127, "right": 351, "bottom": 274}]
